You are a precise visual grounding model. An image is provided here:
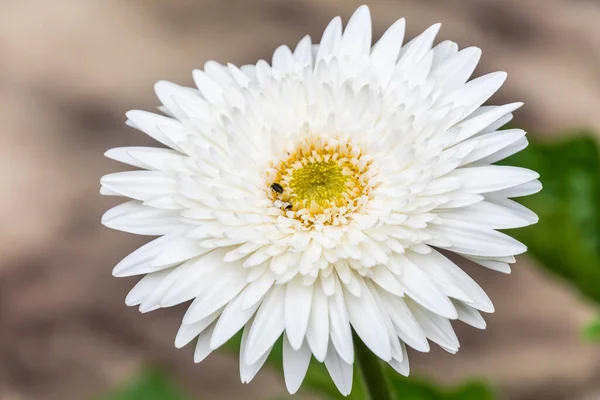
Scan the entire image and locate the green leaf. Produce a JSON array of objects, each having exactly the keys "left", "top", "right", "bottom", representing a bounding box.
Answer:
[
  {"left": 449, "top": 381, "right": 496, "bottom": 400},
  {"left": 96, "top": 369, "right": 190, "bottom": 400},
  {"left": 387, "top": 375, "right": 494, "bottom": 400},
  {"left": 583, "top": 317, "right": 600, "bottom": 341},
  {"left": 504, "top": 134, "right": 600, "bottom": 304}
]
